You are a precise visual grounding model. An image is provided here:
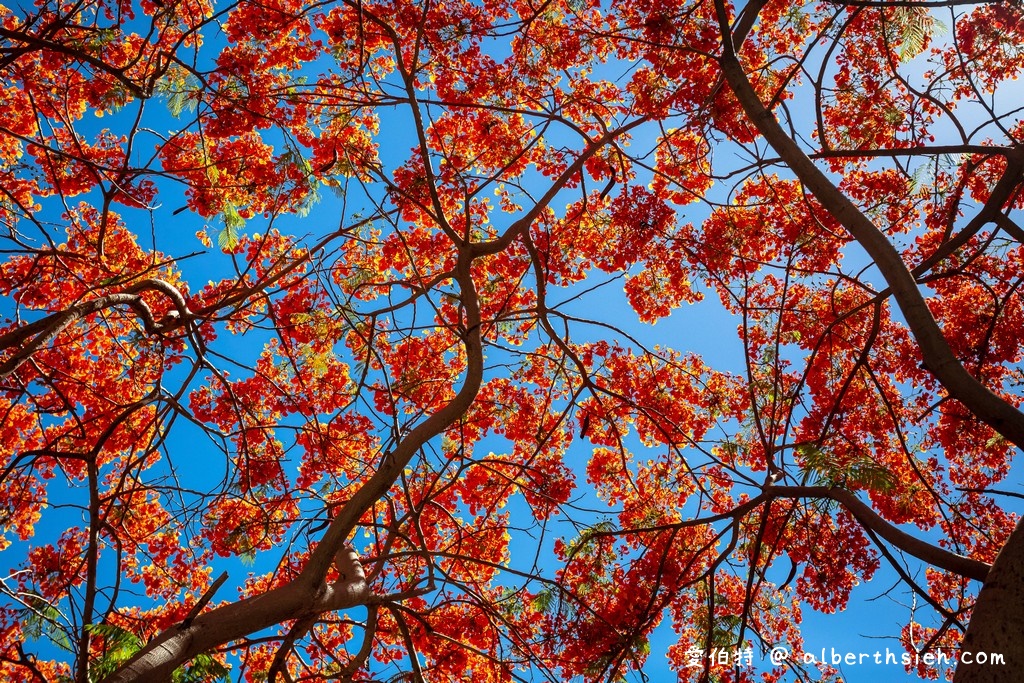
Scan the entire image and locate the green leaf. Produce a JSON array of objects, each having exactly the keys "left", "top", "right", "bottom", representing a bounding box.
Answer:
[
  {"left": 172, "top": 652, "right": 231, "bottom": 682},
  {"left": 167, "top": 90, "right": 188, "bottom": 118},
  {"left": 84, "top": 623, "right": 144, "bottom": 681},
  {"left": 893, "top": 8, "right": 945, "bottom": 62},
  {"left": 217, "top": 203, "right": 246, "bottom": 251},
  {"left": 532, "top": 587, "right": 554, "bottom": 613},
  {"left": 21, "top": 600, "right": 72, "bottom": 652},
  {"left": 157, "top": 66, "right": 201, "bottom": 118},
  {"left": 711, "top": 614, "right": 743, "bottom": 647},
  {"left": 797, "top": 444, "right": 894, "bottom": 492},
  {"left": 564, "top": 519, "right": 615, "bottom": 557}
]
